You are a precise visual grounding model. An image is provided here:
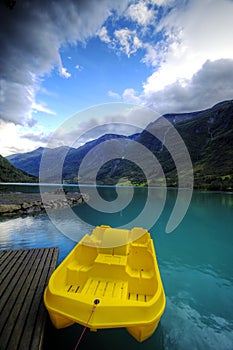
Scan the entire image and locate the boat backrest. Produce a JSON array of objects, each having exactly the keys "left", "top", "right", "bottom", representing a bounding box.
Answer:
[{"left": 102, "top": 228, "right": 129, "bottom": 247}]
